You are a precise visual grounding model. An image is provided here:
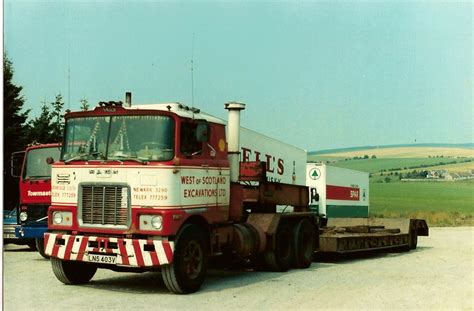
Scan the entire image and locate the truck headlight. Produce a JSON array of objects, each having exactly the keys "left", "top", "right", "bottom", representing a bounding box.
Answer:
[
  {"left": 19, "top": 211, "right": 28, "bottom": 222},
  {"left": 53, "top": 212, "right": 63, "bottom": 224},
  {"left": 151, "top": 216, "right": 163, "bottom": 230},
  {"left": 51, "top": 211, "right": 73, "bottom": 226},
  {"left": 139, "top": 214, "right": 164, "bottom": 231}
]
